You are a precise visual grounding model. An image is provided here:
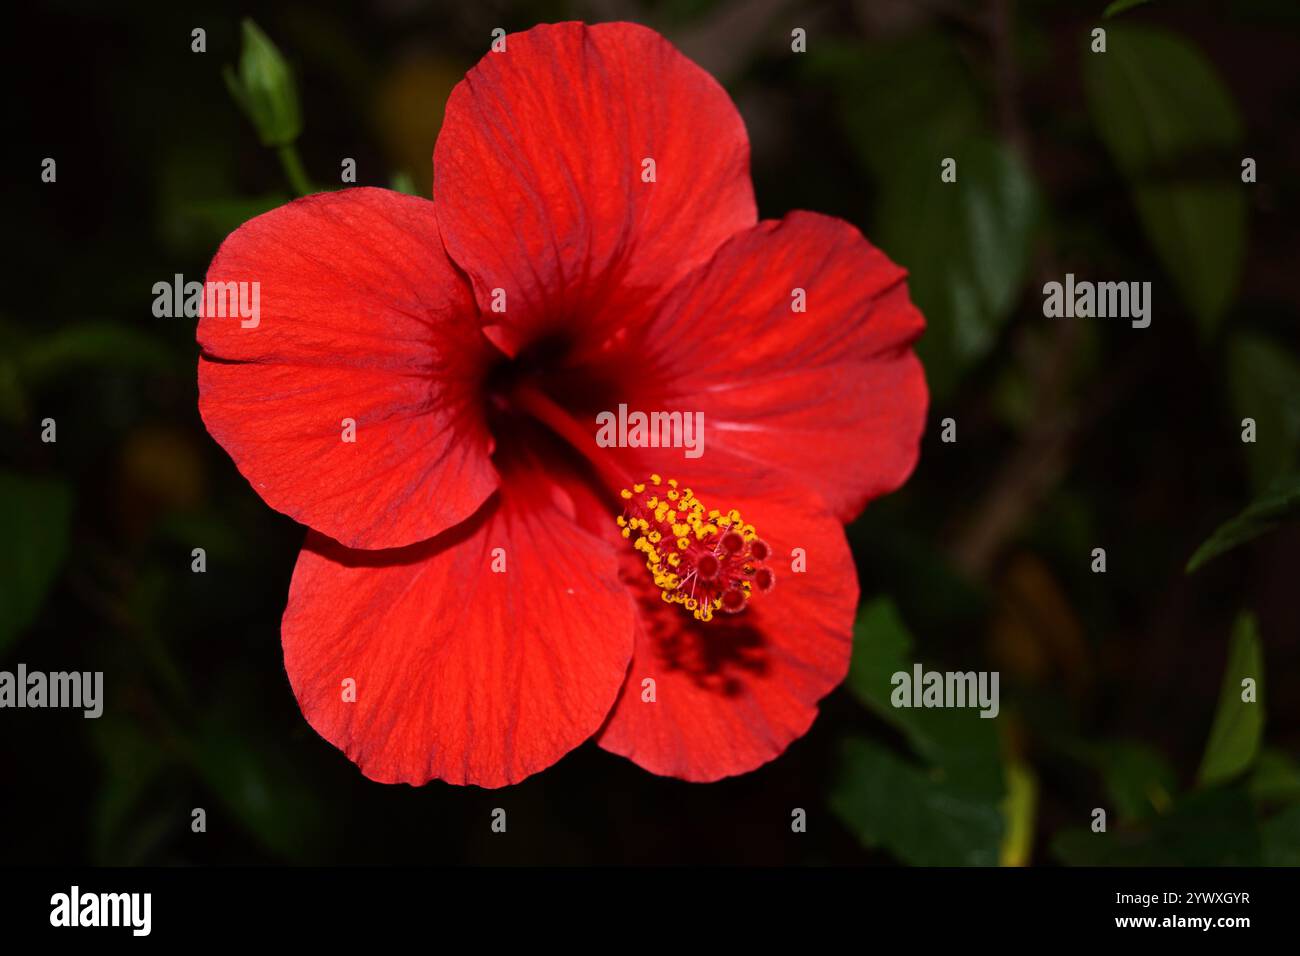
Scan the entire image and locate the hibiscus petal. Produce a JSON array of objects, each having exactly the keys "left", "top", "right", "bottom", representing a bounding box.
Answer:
[
  {"left": 282, "top": 468, "right": 636, "bottom": 788},
  {"left": 198, "top": 187, "right": 498, "bottom": 550},
  {"left": 433, "top": 21, "right": 757, "bottom": 356},
  {"left": 623, "top": 211, "right": 927, "bottom": 524},
  {"left": 596, "top": 476, "right": 857, "bottom": 781}
]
